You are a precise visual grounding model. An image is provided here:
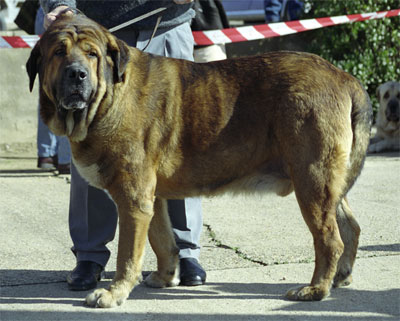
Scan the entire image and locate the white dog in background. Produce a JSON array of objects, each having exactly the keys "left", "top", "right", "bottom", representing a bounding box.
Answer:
[{"left": 368, "top": 81, "right": 400, "bottom": 153}]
